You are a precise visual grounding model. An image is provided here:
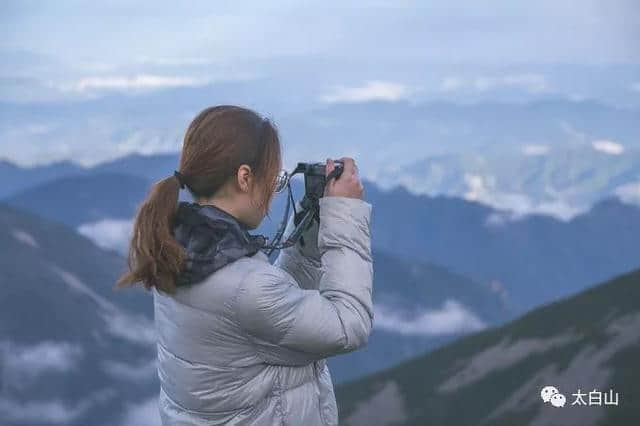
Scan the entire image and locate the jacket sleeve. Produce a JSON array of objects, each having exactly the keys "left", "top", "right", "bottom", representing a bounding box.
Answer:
[
  {"left": 234, "top": 196, "right": 374, "bottom": 366},
  {"left": 272, "top": 200, "right": 323, "bottom": 290}
]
